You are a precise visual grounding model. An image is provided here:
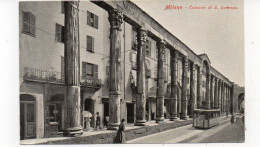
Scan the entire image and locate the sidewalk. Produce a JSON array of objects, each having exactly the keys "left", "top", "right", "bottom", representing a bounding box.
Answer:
[{"left": 20, "top": 118, "right": 193, "bottom": 144}]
